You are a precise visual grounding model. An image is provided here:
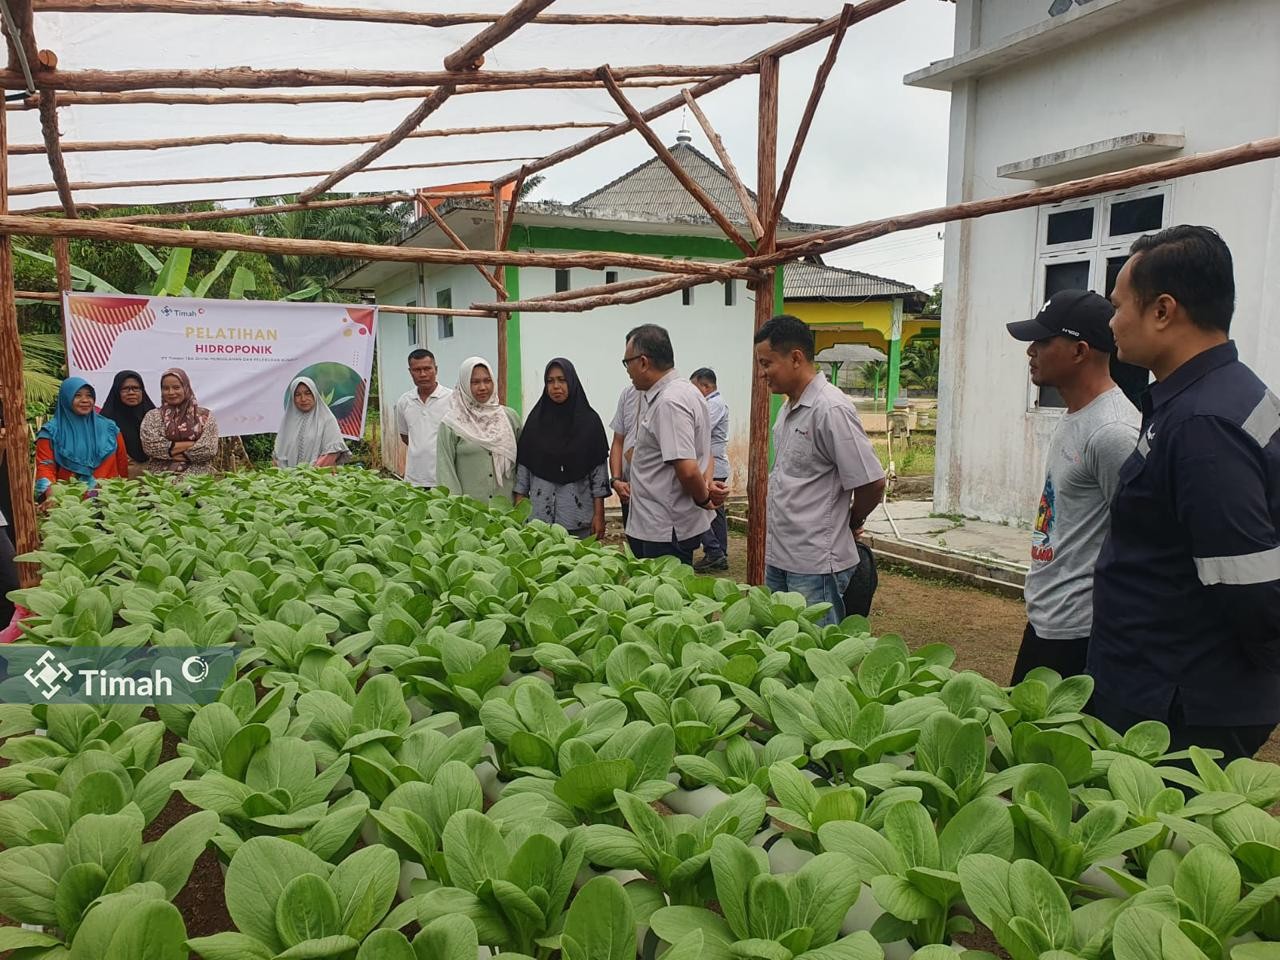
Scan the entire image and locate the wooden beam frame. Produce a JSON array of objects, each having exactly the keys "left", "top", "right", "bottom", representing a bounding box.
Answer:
[
  {"left": 473, "top": 273, "right": 709, "bottom": 313},
  {"left": 500, "top": 272, "right": 690, "bottom": 305},
  {"left": 22, "top": 188, "right": 486, "bottom": 216},
  {"left": 10, "top": 77, "right": 703, "bottom": 109},
  {"left": 492, "top": 0, "right": 909, "bottom": 187},
  {"left": 443, "top": 0, "right": 555, "bottom": 72},
  {"left": 680, "top": 89, "right": 762, "bottom": 240},
  {"left": 298, "top": 85, "right": 455, "bottom": 201},
  {"left": 104, "top": 193, "right": 415, "bottom": 224},
  {"left": 8, "top": 121, "right": 613, "bottom": 155},
  {"left": 421, "top": 199, "right": 507, "bottom": 299},
  {"left": 766, "top": 3, "right": 855, "bottom": 239},
  {"left": 0, "top": 212, "right": 759, "bottom": 278},
  {"left": 36, "top": 89, "right": 76, "bottom": 217},
  {"left": 32, "top": 2, "right": 824, "bottom": 29},
  {"left": 0, "top": 61, "right": 757, "bottom": 92},
  {"left": 9, "top": 154, "right": 542, "bottom": 197},
  {"left": 599, "top": 67, "right": 755, "bottom": 256}
]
